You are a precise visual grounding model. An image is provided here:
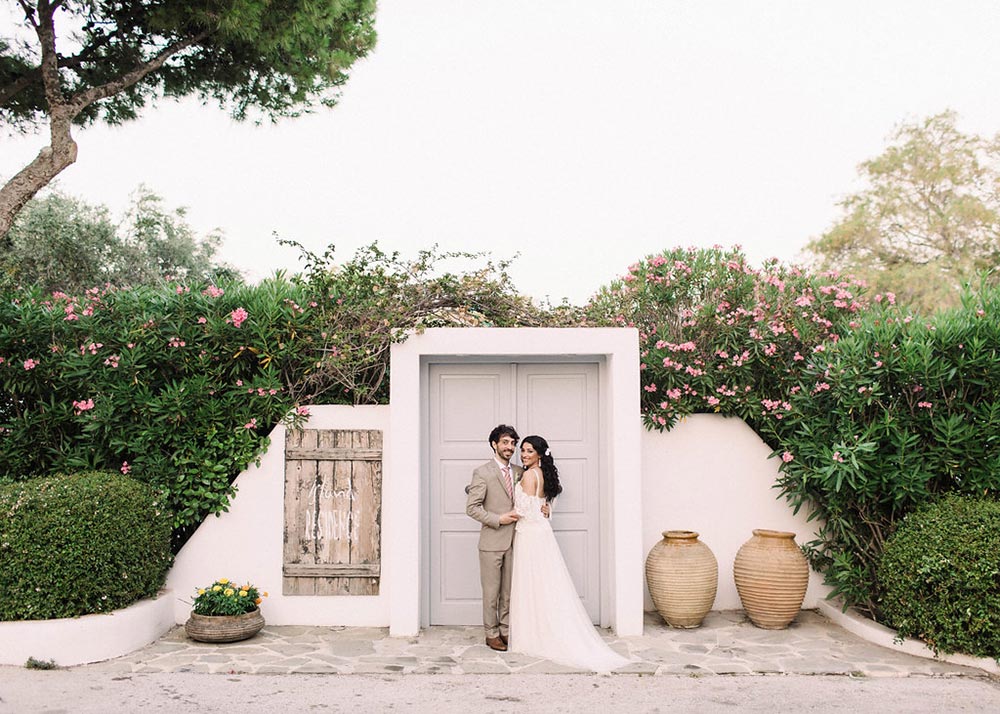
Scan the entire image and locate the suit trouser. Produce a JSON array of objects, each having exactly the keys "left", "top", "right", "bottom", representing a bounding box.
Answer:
[{"left": 479, "top": 546, "right": 513, "bottom": 637}]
